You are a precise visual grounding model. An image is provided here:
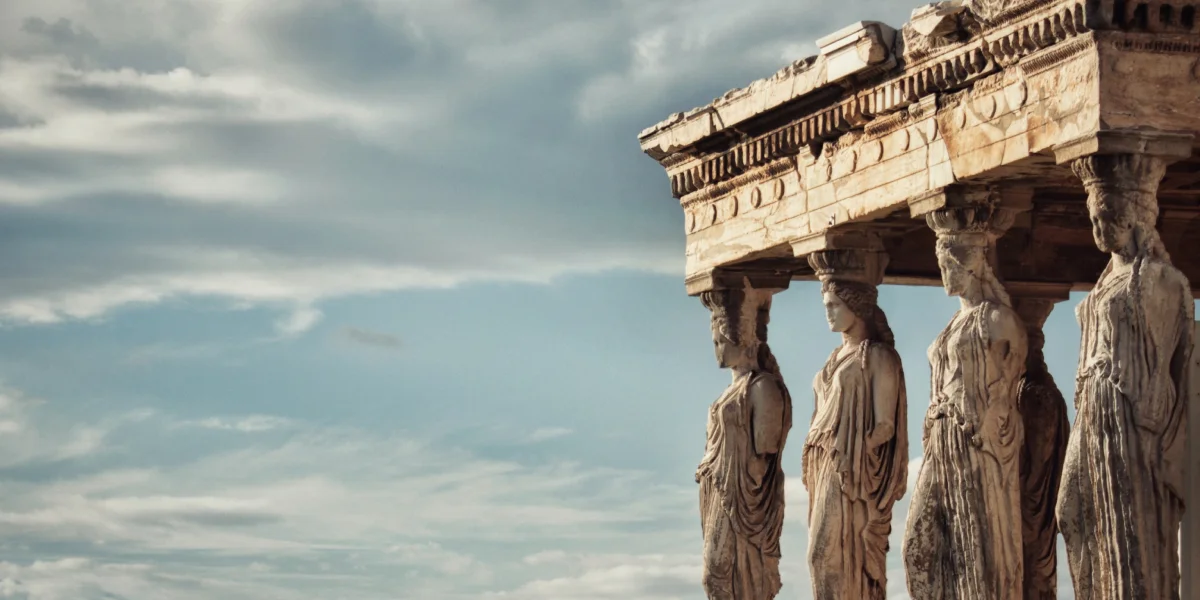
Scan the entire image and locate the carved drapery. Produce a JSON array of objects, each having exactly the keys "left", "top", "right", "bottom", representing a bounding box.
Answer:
[
  {"left": 1011, "top": 295, "right": 1071, "bottom": 600},
  {"left": 697, "top": 282, "right": 794, "bottom": 600},
  {"left": 802, "top": 249, "right": 908, "bottom": 600},
  {"left": 903, "top": 195, "right": 1029, "bottom": 600}
]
